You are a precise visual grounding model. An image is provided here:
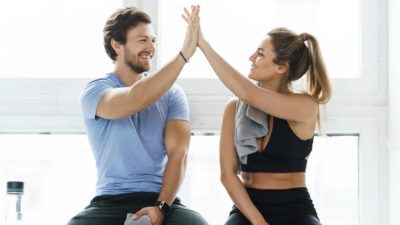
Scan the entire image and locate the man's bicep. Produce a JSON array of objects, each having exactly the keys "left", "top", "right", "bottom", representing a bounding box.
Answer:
[
  {"left": 97, "top": 87, "right": 148, "bottom": 120},
  {"left": 96, "top": 88, "right": 129, "bottom": 119},
  {"left": 164, "top": 120, "right": 191, "bottom": 156}
]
